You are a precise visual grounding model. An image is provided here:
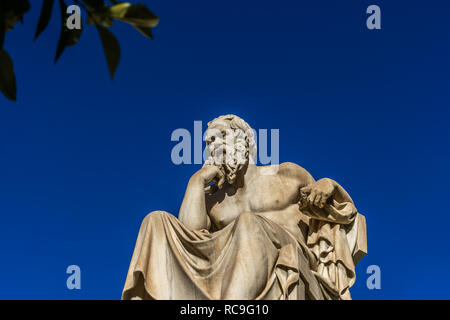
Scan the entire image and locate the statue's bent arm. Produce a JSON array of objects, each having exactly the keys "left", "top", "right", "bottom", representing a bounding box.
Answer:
[
  {"left": 178, "top": 171, "right": 211, "bottom": 231},
  {"left": 280, "top": 162, "right": 357, "bottom": 225}
]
